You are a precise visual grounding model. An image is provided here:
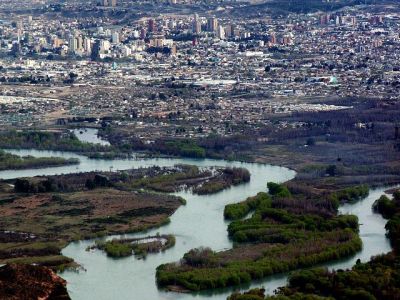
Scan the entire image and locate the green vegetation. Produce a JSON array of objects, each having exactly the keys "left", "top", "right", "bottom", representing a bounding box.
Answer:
[
  {"left": 102, "top": 241, "right": 133, "bottom": 257},
  {"left": 230, "top": 189, "right": 400, "bottom": 300},
  {"left": 164, "top": 140, "right": 206, "bottom": 158},
  {"left": 380, "top": 190, "right": 400, "bottom": 251},
  {"left": 329, "top": 185, "right": 369, "bottom": 204},
  {"left": 0, "top": 130, "right": 118, "bottom": 157},
  {"left": 94, "top": 235, "right": 176, "bottom": 258},
  {"left": 254, "top": 253, "right": 400, "bottom": 300},
  {"left": 14, "top": 177, "right": 59, "bottom": 193},
  {"left": 0, "top": 150, "right": 79, "bottom": 171},
  {"left": 124, "top": 165, "right": 250, "bottom": 195},
  {"left": 156, "top": 183, "right": 362, "bottom": 292},
  {"left": 128, "top": 165, "right": 206, "bottom": 193},
  {"left": 157, "top": 232, "right": 361, "bottom": 291},
  {"left": 85, "top": 174, "right": 111, "bottom": 190},
  {"left": 0, "top": 170, "right": 184, "bottom": 269},
  {"left": 374, "top": 190, "right": 400, "bottom": 218},
  {"left": 373, "top": 195, "right": 396, "bottom": 219},
  {"left": 193, "top": 168, "right": 251, "bottom": 195},
  {"left": 0, "top": 240, "right": 72, "bottom": 271},
  {"left": 0, "top": 255, "right": 74, "bottom": 271},
  {"left": 228, "top": 208, "right": 358, "bottom": 244},
  {"left": 267, "top": 182, "right": 292, "bottom": 198},
  {"left": 229, "top": 288, "right": 270, "bottom": 300},
  {"left": 224, "top": 192, "right": 271, "bottom": 220}
]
